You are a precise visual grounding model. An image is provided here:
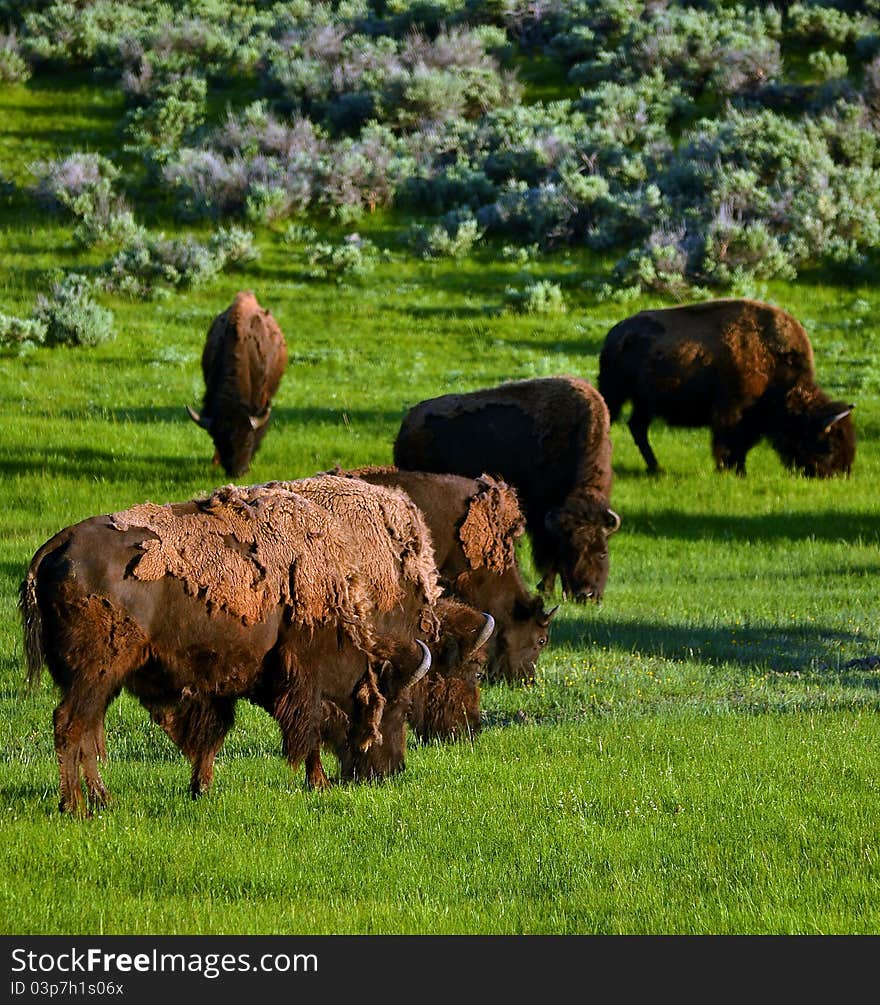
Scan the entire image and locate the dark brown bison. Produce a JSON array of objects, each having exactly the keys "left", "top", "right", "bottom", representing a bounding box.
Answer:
[
  {"left": 186, "top": 290, "right": 288, "bottom": 477},
  {"left": 333, "top": 466, "right": 556, "bottom": 684},
  {"left": 393, "top": 376, "right": 621, "bottom": 603},
  {"left": 597, "top": 298, "right": 856, "bottom": 477},
  {"left": 19, "top": 477, "right": 462, "bottom": 814}
]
